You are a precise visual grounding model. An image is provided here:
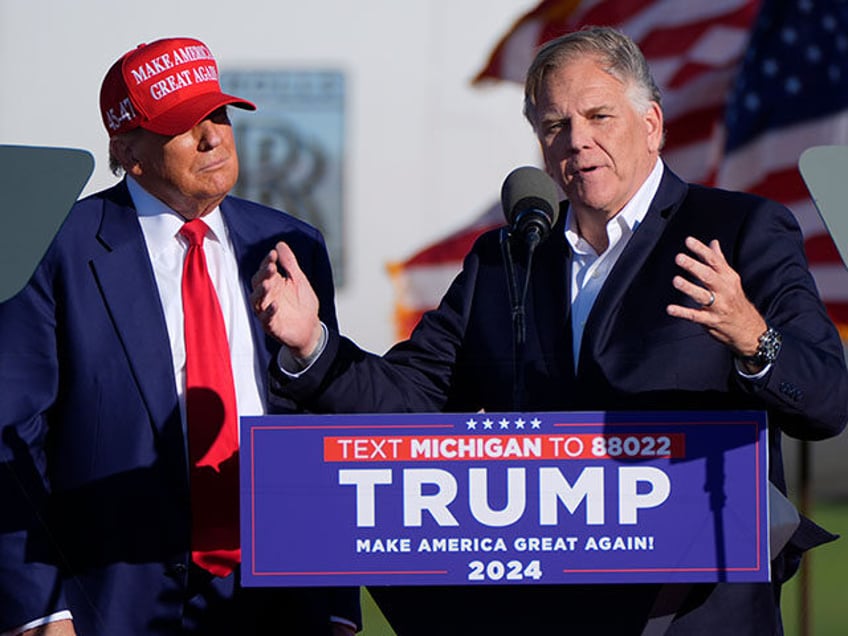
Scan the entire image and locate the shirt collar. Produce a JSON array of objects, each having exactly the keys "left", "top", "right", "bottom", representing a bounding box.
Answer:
[
  {"left": 564, "top": 157, "right": 664, "bottom": 253},
  {"left": 126, "top": 176, "right": 228, "bottom": 254}
]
